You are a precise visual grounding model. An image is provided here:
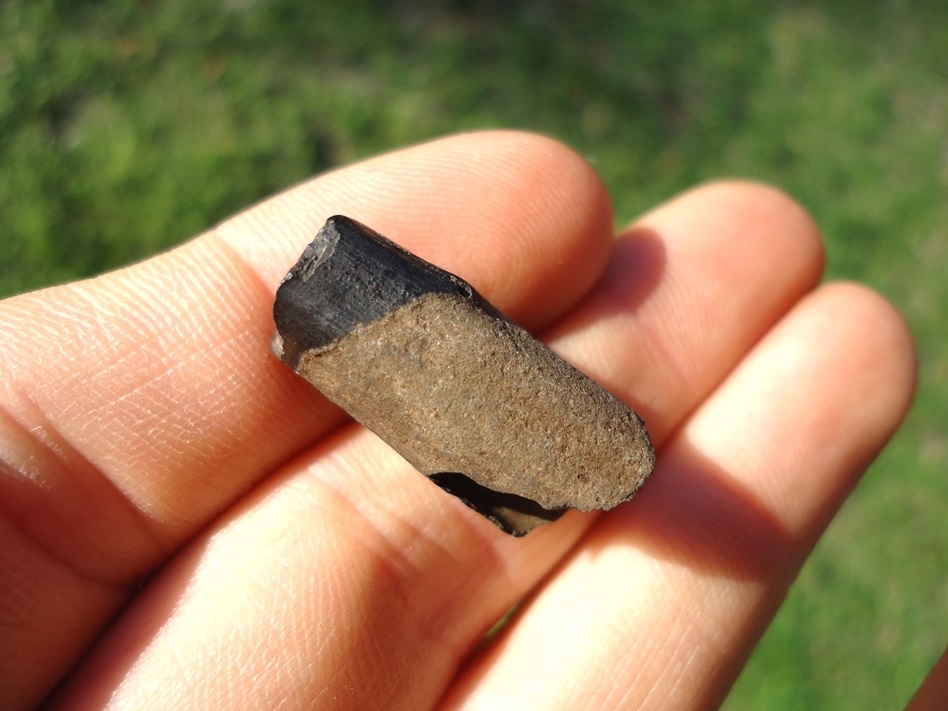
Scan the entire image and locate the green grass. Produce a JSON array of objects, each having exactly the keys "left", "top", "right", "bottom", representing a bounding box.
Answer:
[{"left": 1, "top": 1, "right": 945, "bottom": 707}]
